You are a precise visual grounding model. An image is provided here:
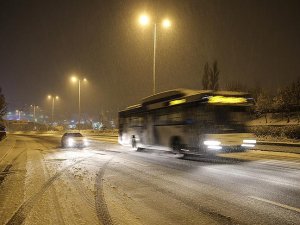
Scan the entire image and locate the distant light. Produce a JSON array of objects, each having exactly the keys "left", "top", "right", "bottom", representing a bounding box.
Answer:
[
  {"left": 169, "top": 99, "right": 186, "bottom": 106},
  {"left": 48, "top": 95, "right": 52, "bottom": 99},
  {"left": 71, "top": 76, "right": 78, "bottom": 83},
  {"left": 208, "top": 96, "right": 247, "bottom": 104},
  {"left": 83, "top": 78, "right": 87, "bottom": 82},
  {"left": 139, "top": 14, "right": 150, "bottom": 26},
  {"left": 162, "top": 19, "right": 171, "bottom": 28},
  {"left": 55, "top": 96, "right": 59, "bottom": 100}
]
